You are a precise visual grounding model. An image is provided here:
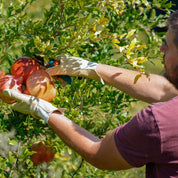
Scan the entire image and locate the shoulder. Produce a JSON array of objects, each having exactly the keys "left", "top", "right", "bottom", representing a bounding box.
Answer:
[
  {"left": 114, "top": 96, "right": 178, "bottom": 167},
  {"left": 151, "top": 96, "right": 178, "bottom": 151},
  {"left": 150, "top": 95, "right": 178, "bottom": 125},
  {"left": 135, "top": 95, "right": 178, "bottom": 131},
  {"left": 151, "top": 95, "right": 178, "bottom": 111},
  {"left": 115, "top": 104, "right": 158, "bottom": 136},
  {"left": 114, "top": 103, "right": 162, "bottom": 167}
]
